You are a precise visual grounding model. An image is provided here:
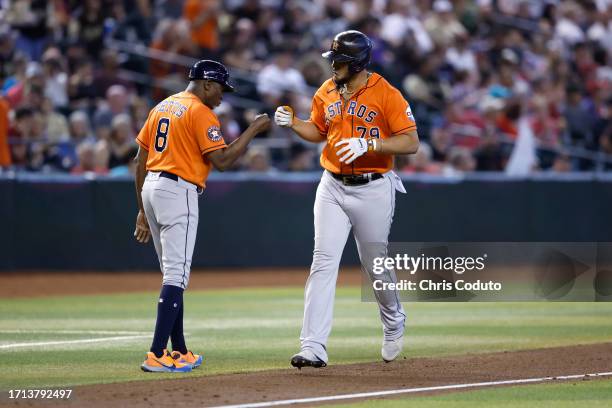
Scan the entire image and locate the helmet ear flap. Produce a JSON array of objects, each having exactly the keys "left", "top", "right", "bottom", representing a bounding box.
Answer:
[{"left": 348, "top": 49, "right": 371, "bottom": 75}]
